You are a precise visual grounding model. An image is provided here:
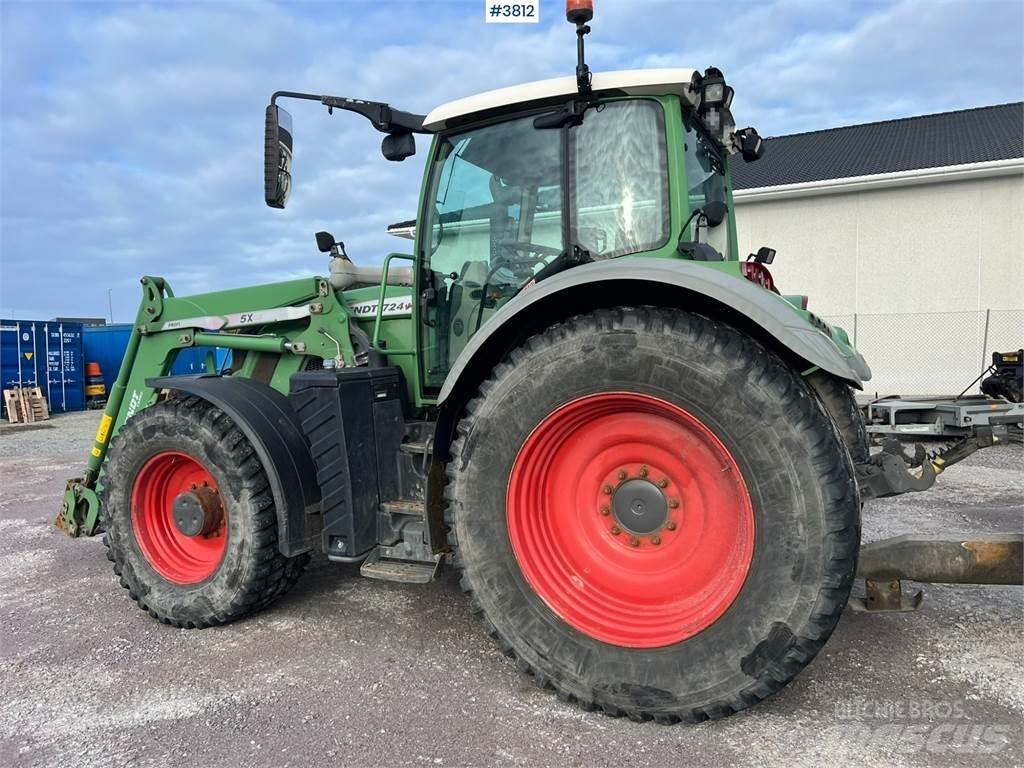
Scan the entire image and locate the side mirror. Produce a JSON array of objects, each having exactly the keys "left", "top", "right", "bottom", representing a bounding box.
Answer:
[
  {"left": 737, "top": 127, "right": 765, "bottom": 162},
  {"left": 382, "top": 132, "right": 416, "bottom": 162},
  {"left": 264, "top": 105, "right": 294, "bottom": 208},
  {"left": 702, "top": 200, "right": 729, "bottom": 228}
]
